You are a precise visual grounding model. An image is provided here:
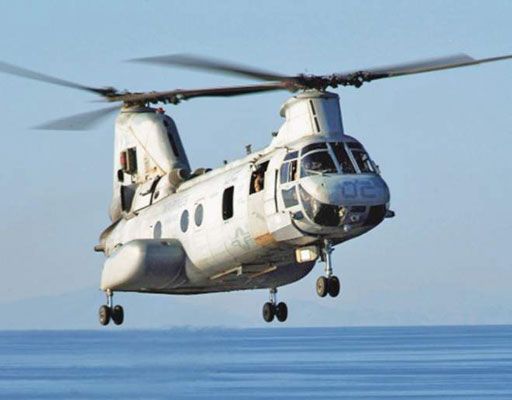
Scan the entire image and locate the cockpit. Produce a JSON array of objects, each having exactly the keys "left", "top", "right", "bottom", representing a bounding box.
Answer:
[
  {"left": 278, "top": 140, "right": 388, "bottom": 230},
  {"left": 281, "top": 141, "right": 376, "bottom": 182}
]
